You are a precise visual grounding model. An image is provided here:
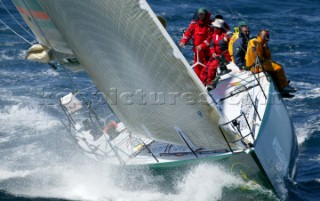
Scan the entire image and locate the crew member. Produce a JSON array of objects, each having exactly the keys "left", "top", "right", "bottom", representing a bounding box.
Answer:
[
  {"left": 232, "top": 23, "right": 250, "bottom": 69},
  {"left": 200, "top": 19, "right": 231, "bottom": 88},
  {"left": 229, "top": 21, "right": 248, "bottom": 62},
  {"left": 179, "top": 8, "right": 212, "bottom": 78},
  {"left": 245, "top": 30, "right": 296, "bottom": 93},
  {"left": 200, "top": 15, "right": 230, "bottom": 50},
  {"left": 214, "top": 15, "right": 230, "bottom": 31}
]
